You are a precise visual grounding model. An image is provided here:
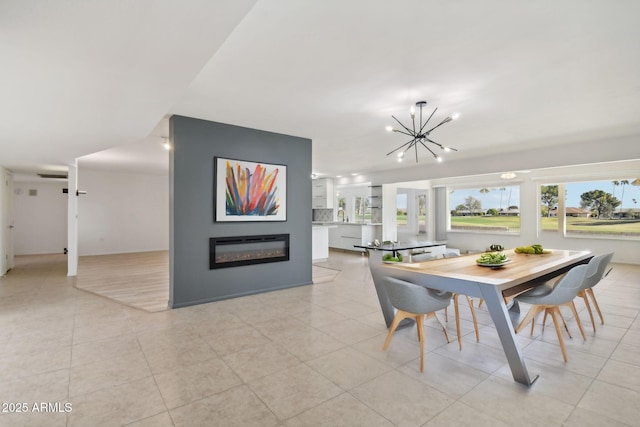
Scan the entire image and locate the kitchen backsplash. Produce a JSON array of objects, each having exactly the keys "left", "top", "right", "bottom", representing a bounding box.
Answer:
[{"left": 312, "top": 209, "right": 334, "bottom": 222}]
